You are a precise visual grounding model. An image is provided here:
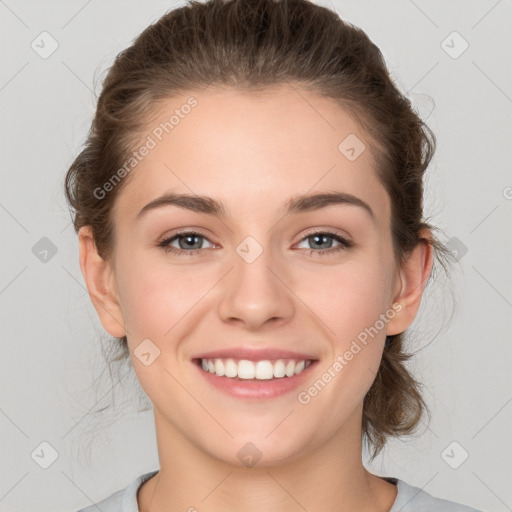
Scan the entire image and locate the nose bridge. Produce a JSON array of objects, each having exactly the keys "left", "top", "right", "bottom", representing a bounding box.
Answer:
[{"left": 216, "top": 233, "right": 294, "bottom": 329}]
